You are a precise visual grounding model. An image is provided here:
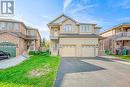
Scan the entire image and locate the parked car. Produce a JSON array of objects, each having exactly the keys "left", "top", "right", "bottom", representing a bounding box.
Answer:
[{"left": 0, "top": 51, "right": 11, "bottom": 60}]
